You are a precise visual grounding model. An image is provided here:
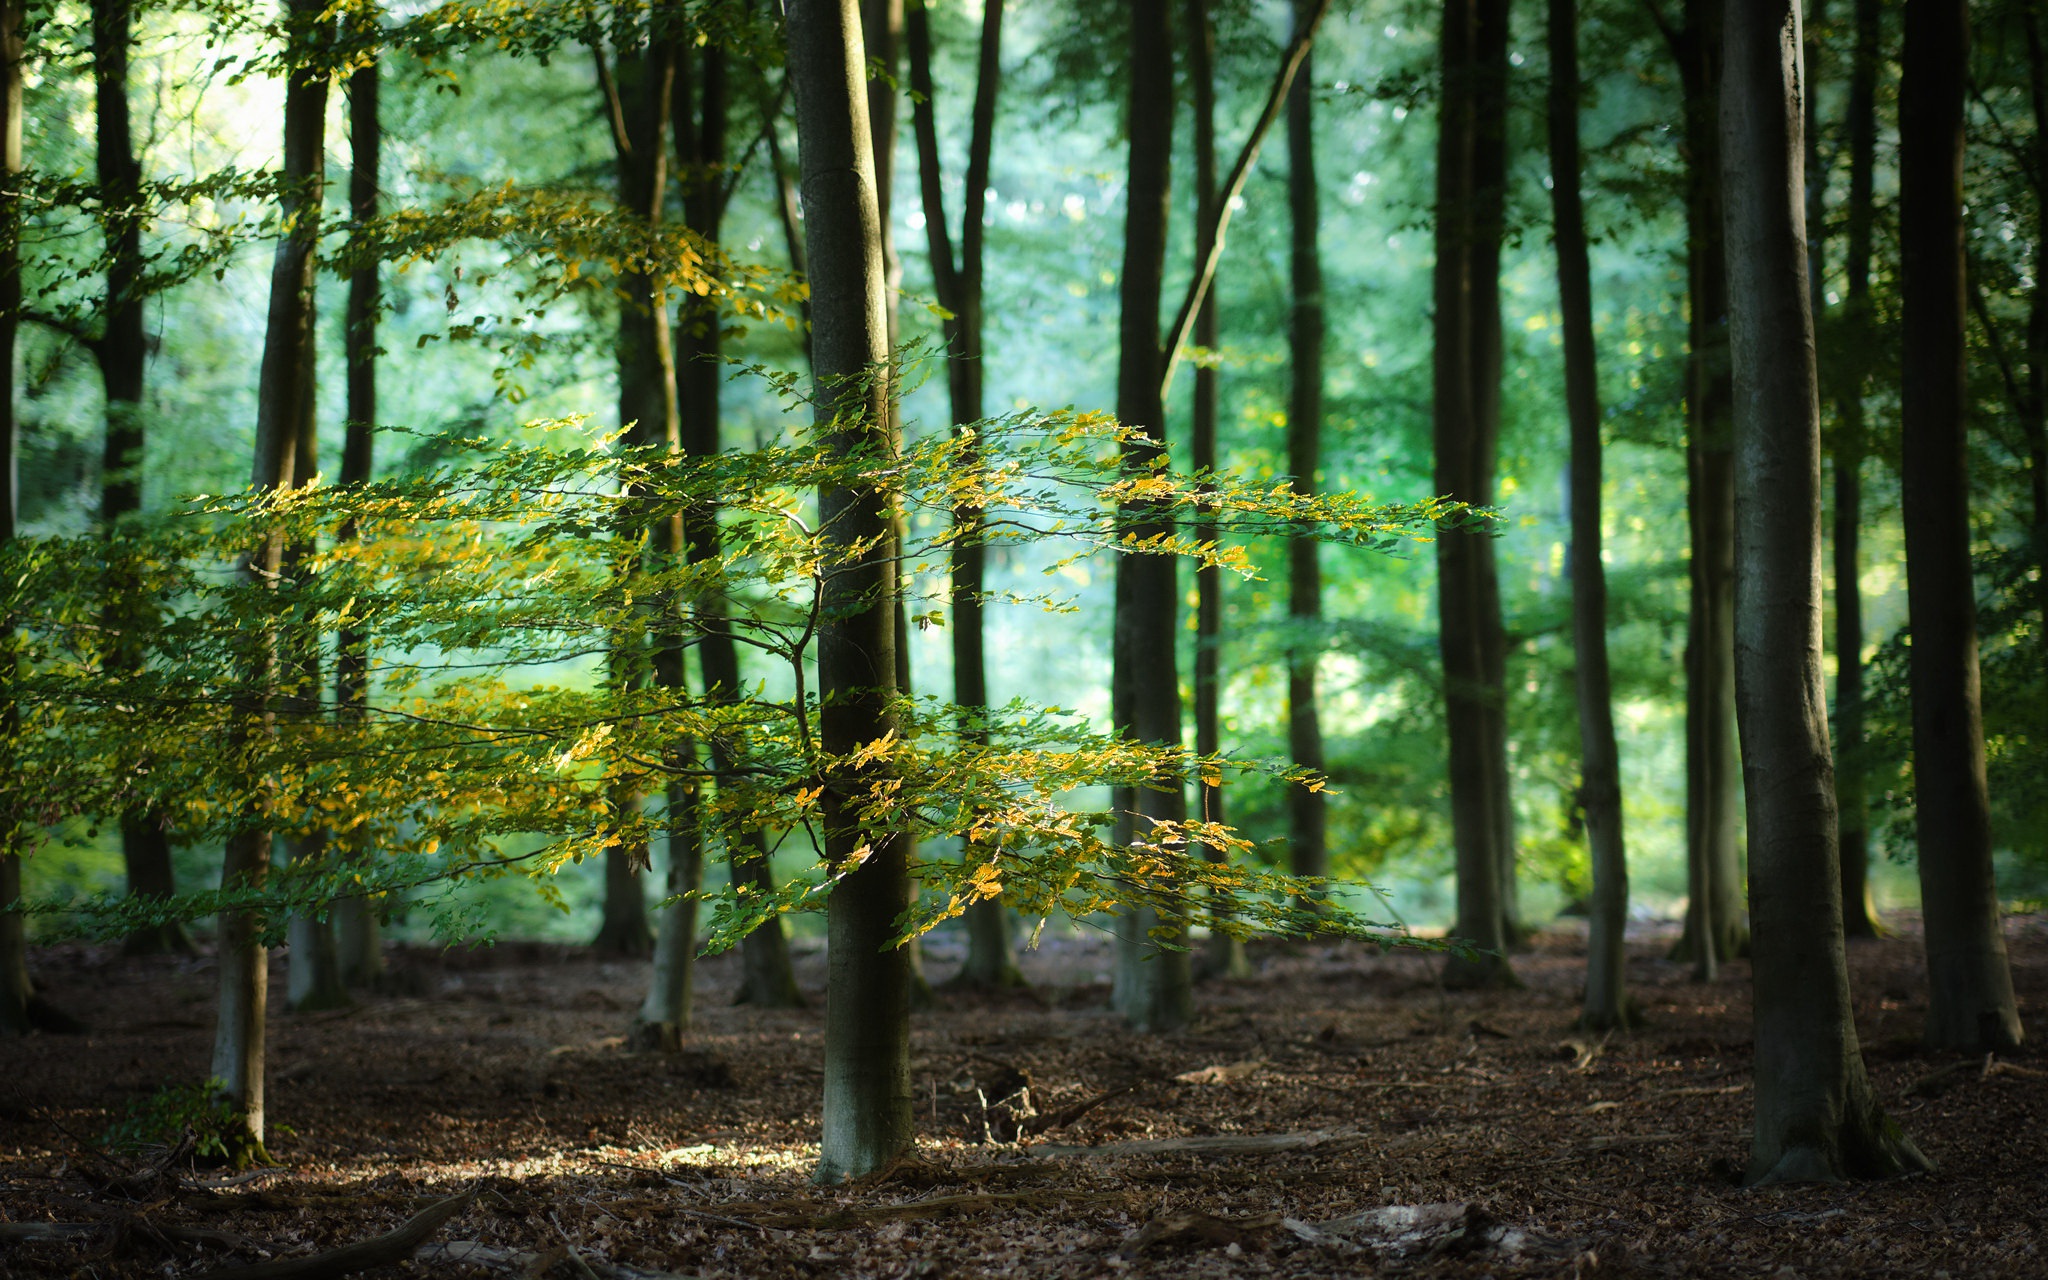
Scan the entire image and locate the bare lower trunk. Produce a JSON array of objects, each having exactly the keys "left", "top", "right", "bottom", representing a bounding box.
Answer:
[
  {"left": 1548, "top": 0, "right": 1631, "bottom": 1031},
  {"left": 1286, "top": 5, "right": 1327, "bottom": 893},
  {"left": 1435, "top": 0, "right": 1517, "bottom": 989},
  {"left": 335, "top": 52, "right": 386, "bottom": 988},
  {"left": 1666, "top": 0, "right": 1746, "bottom": 976},
  {"left": 1110, "top": 0, "right": 1194, "bottom": 1031},
  {"left": 212, "top": 0, "right": 327, "bottom": 1154},
  {"left": 1898, "top": 0, "right": 2023, "bottom": 1054},
  {"left": 1722, "top": 0, "right": 1927, "bottom": 1184},
  {"left": 789, "top": 0, "right": 914, "bottom": 1182}
]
